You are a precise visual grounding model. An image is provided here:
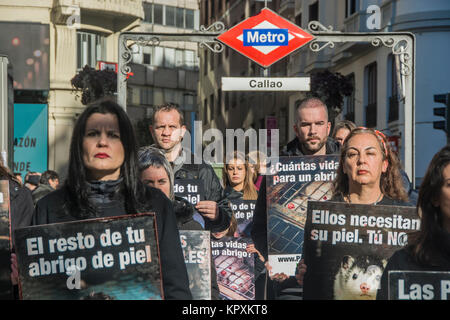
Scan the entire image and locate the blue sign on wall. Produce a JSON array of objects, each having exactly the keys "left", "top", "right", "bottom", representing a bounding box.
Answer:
[{"left": 13, "top": 104, "right": 48, "bottom": 178}]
